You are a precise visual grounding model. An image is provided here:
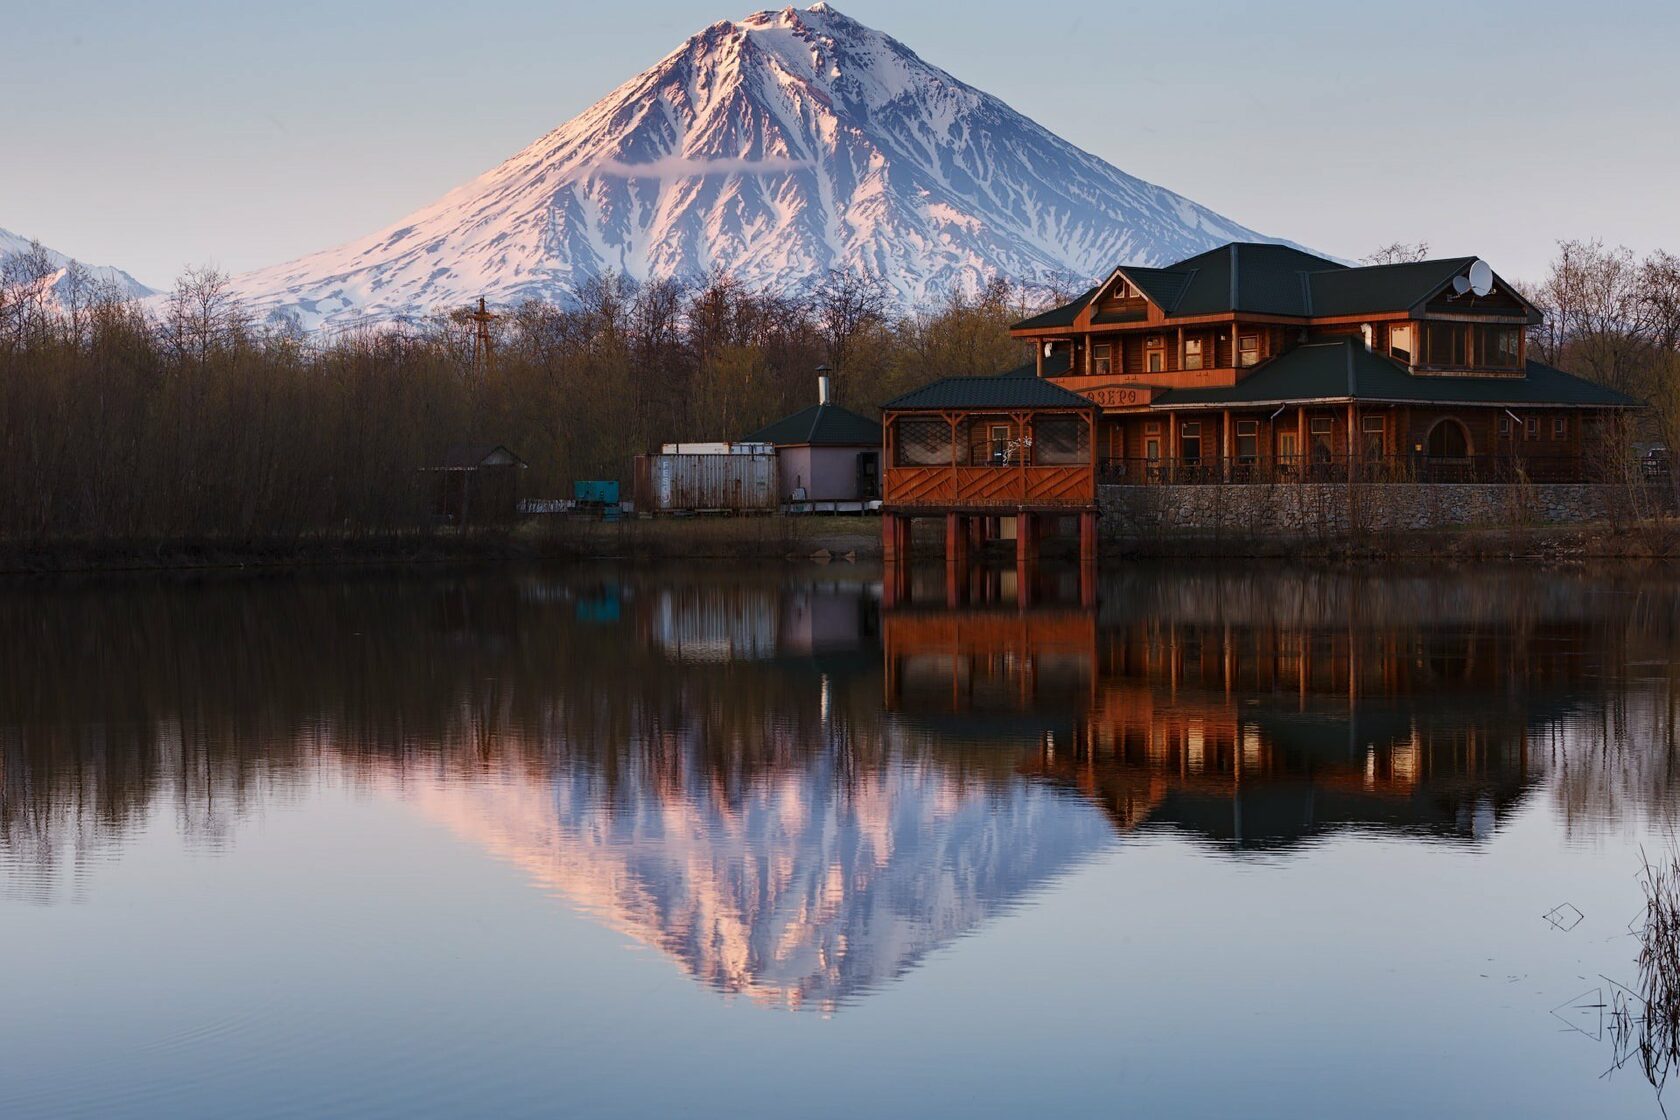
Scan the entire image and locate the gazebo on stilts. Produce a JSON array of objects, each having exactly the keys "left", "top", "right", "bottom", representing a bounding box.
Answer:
[{"left": 878, "top": 377, "right": 1100, "bottom": 608}]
